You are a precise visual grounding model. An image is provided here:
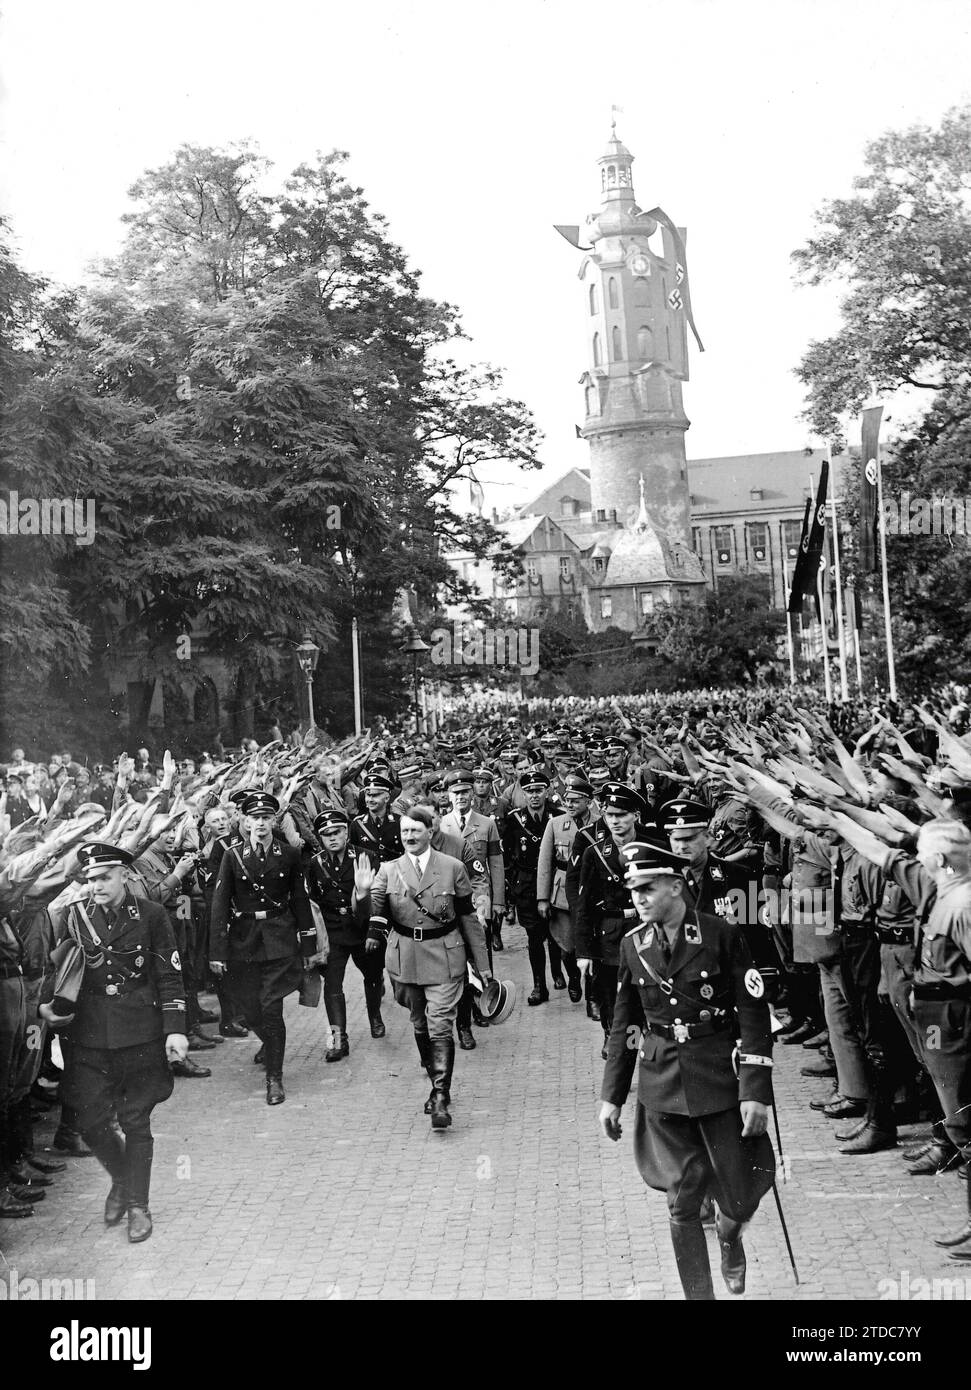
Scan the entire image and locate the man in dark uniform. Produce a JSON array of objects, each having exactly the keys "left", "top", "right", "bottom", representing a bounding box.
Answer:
[
  {"left": 306, "top": 807, "right": 384, "bottom": 1061},
  {"left": 41, "top": 842, "right": 190, "bottom": 1243},
  {"left": 501, "top": 769, "right": 559, "bottom": 1004},
  {"left": 599, "top": 842, "right": 775, "bottom": 1301},
  {"left": 199, "top": 804, "right": 249, "bottom": 1038},
  {"left": 210, "top": 792, "right": 323, "bottom": 1105},
  {"left": 350, "top": 773, "right": 404, "bottom": 863},
  {"left": 573, "top": 783, "right": 655, "bottom": 1051},
  {"left": 536, "top": 773, "right": 600, "bottom": 1006}
]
